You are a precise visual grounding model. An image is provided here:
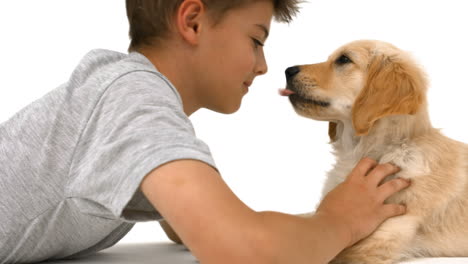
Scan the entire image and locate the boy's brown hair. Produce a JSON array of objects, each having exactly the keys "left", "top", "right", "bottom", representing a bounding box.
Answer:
[{"left": 126, "top": 0, "right": 302, "bottom": 51}]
